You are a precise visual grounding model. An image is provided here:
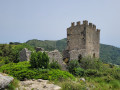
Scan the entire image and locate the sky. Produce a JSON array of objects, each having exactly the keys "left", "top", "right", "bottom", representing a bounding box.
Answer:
[{"left": 0, "top": 0, "right": 120, "bottom": 47}]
